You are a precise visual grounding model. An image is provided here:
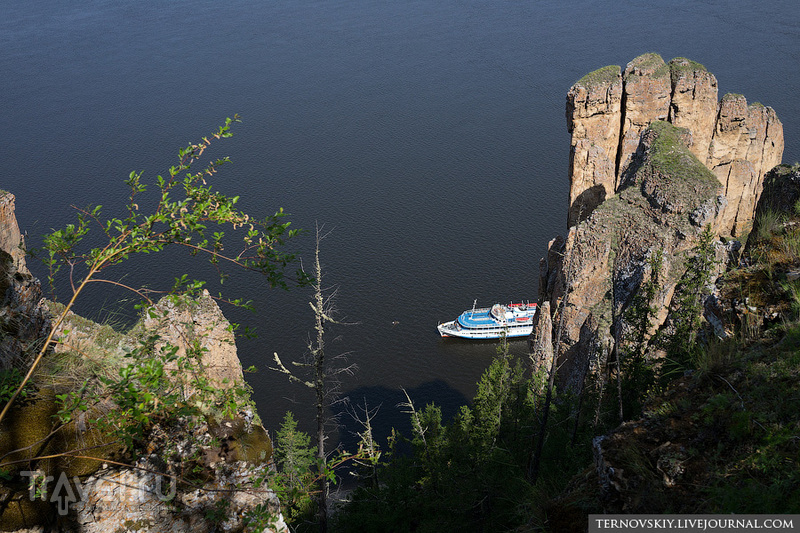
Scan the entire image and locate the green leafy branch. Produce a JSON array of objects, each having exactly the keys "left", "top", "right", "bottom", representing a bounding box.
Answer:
[{"left": 0, "top": 117, "right": 310, "bottom": 427}]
